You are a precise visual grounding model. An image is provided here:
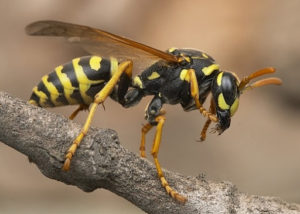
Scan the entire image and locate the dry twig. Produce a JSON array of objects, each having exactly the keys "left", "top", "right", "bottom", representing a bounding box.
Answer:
[{"left": 0, "top": 91, "right": 299, "bottom": 214}]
